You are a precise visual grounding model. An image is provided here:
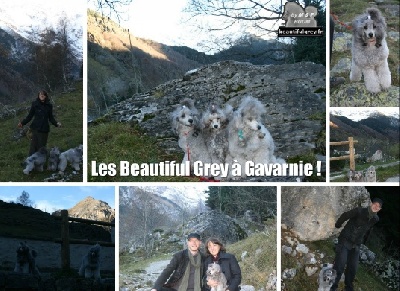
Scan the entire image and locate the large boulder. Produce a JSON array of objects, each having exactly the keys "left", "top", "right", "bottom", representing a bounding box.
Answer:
[
  {"left": 183, "top": 210, "right": 247, "bottom": 244},
  {"left": 281, "top": 186, "right": 371, "bottom": 241},
  {"left": 93, "top": 60, "right": 326, "bottom": 160}
]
